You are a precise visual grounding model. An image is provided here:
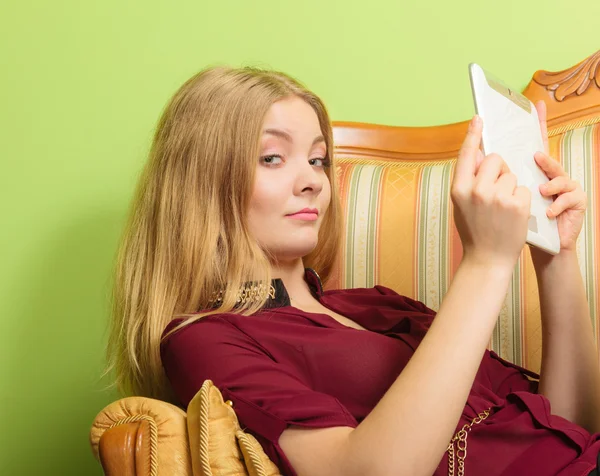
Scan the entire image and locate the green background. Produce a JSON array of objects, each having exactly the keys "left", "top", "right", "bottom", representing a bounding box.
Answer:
[{"left": 1, "top": 0, "right": 598, "bottom": 474}]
